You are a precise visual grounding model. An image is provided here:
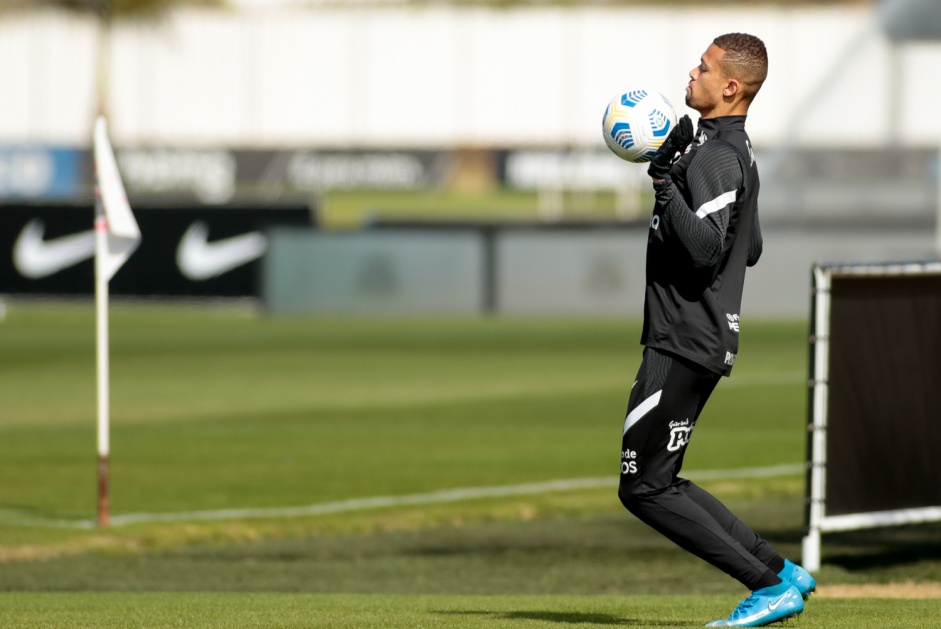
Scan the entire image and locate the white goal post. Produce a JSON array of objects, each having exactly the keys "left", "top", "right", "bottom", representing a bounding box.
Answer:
[{"left": 803, "top": 260, "right": 941, "bottom": 572}]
